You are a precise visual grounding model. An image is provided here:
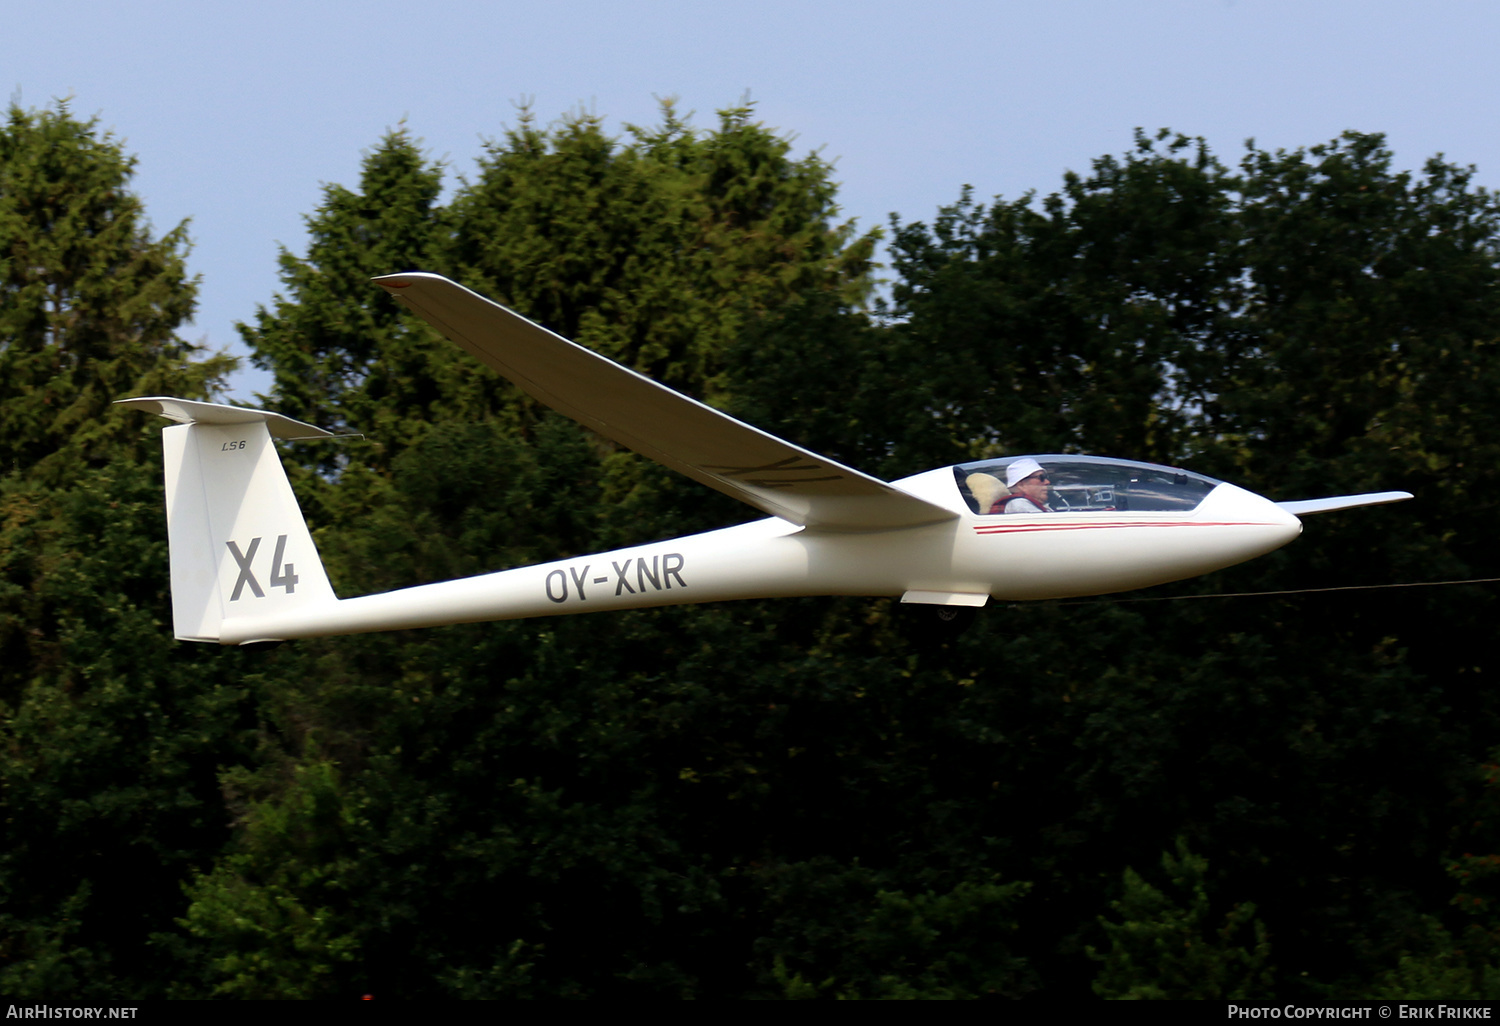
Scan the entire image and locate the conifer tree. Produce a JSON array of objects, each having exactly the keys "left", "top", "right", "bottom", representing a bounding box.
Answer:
[
  {"left": 242, "top": 127, "right": 447, "bottom": 450},
  {"left": 0, "top": 102, "right": 230, "bottom": 482},
  {"left": 1089, "top": 839, "right": 1272, "bottom": 999},
  {"left": 0, "top": 102, "right": 241, "bottom": 998},
  {"left": 447, "top": 100, "right": 875, "bottom": 403}
]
